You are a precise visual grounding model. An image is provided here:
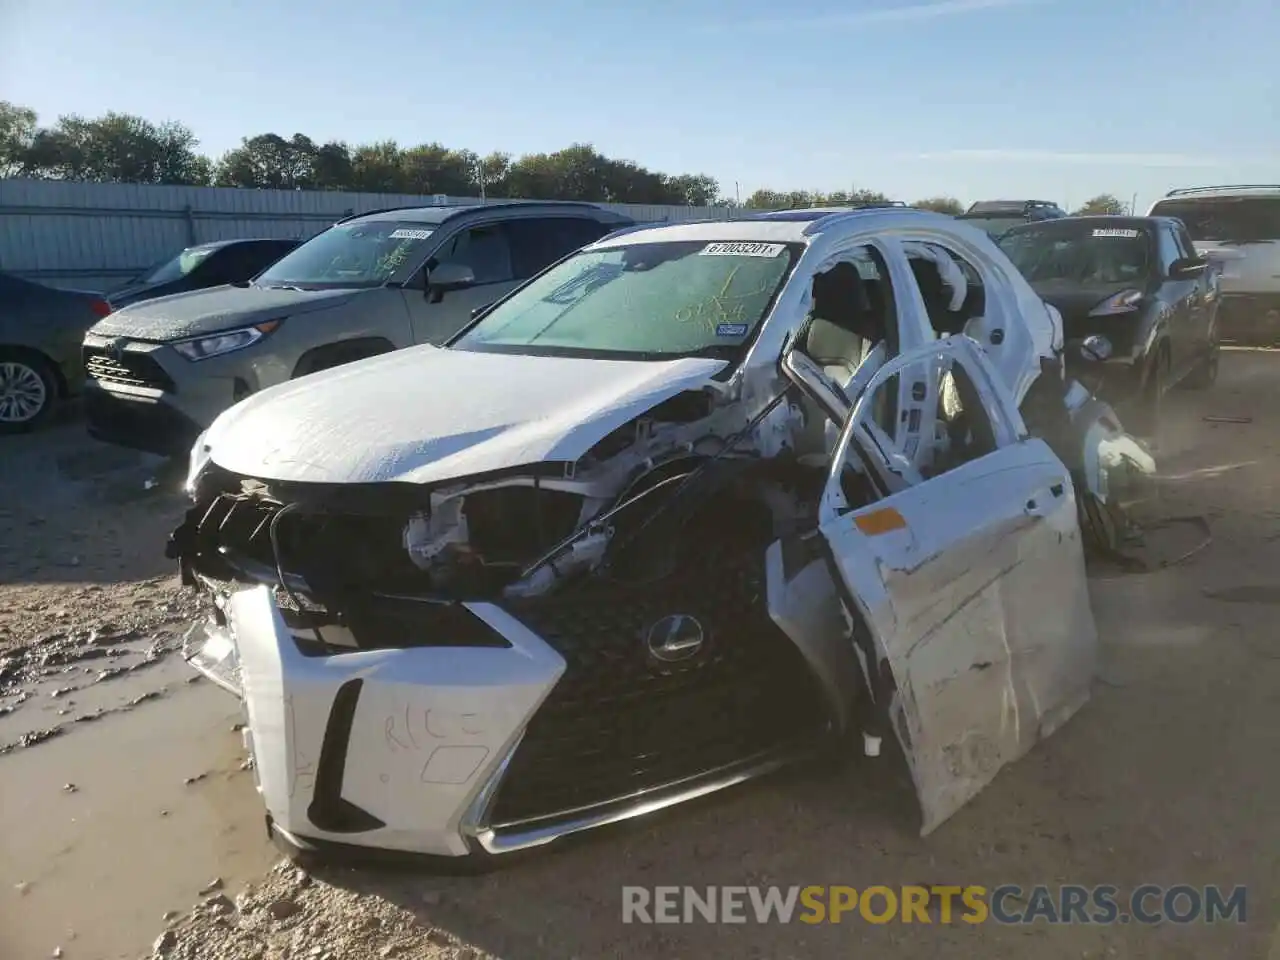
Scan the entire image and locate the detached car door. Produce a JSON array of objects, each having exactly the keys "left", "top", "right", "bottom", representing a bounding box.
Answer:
[{"left": 818, "top": 335, "right": 1097, "bottom": 835}]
